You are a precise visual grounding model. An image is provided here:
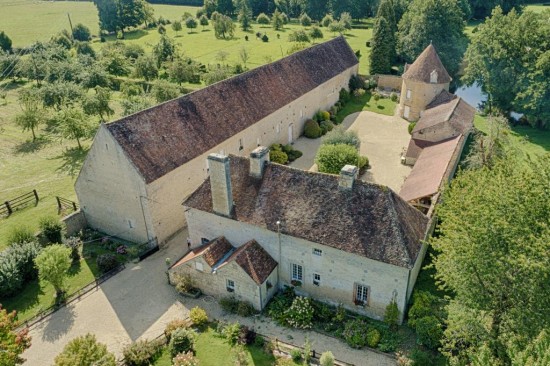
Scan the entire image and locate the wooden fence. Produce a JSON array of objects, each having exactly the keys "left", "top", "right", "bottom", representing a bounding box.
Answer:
[
  {"left": 0, "top": 190, "right": 39, "bottom": 217},
  {"left": 56, "top": 196, "right": 78, "bottom": 214}
]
